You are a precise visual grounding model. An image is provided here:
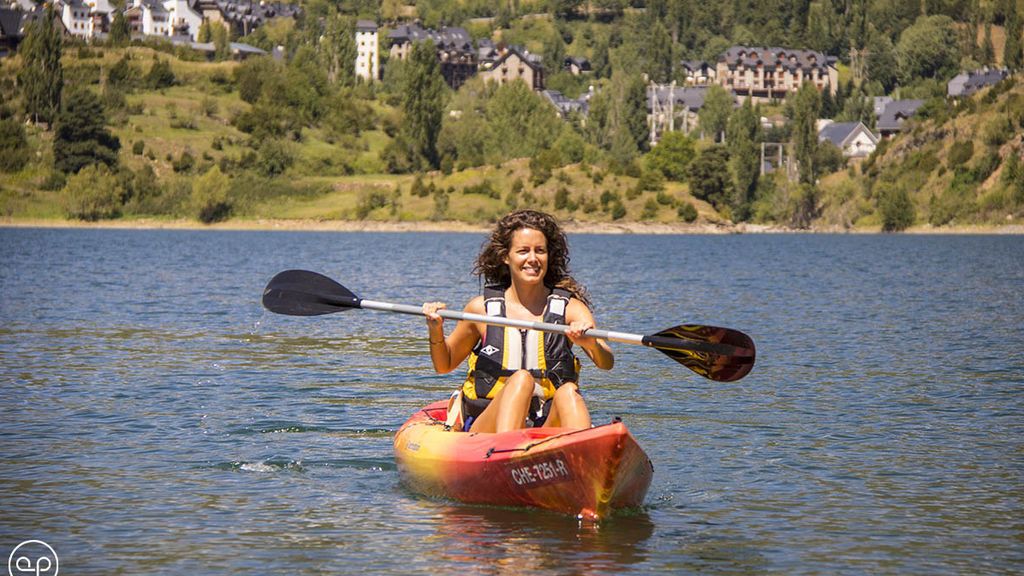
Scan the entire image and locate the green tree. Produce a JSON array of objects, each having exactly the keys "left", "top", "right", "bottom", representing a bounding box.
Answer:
[
  {"left": 401, "top": 40, "right": 447, "bottom": 170},
  {"left": 53, "top": 87, "right": 121, "bottom": 174},
  {"left": 699, "top": 85, "right": 732, "bottom": 143},
  {"left": 109, "top": 10, "right": 131, "bottom": 47},
  {"left": 486, "top": 80, "right": 562, "bottom": 162},
  {"left": 866, "top": 30, "right": 898, "bottom": 93},
  {"left": 618, "top": 71, "right": 650, "bottom": 152},
  {"left": 321, "top": 13, "right": 356, "bottom": 86},
  {"left": 896, "top": 15, "right": 959, "bottom": 82},
  {"left": 543, "top": 26, "right": 566, "bottom": 76},
  {"left": 1006, "top": 3, "right": 1023, "bottom": 71},
  {"left": 726, "top": 97, "right": 760, "bottom": 220},
  {"left": 234, "top": 56, "right": 275, "bottom": 104},
  {"left": 197, "top": 20, "right": 212, "bottom": 43},
  {"left": 644, "top": 20, "right": 673, "bottom": 84},
  {"left": 0, "top": 118, "right": 30, "bottom": 172},
  {"left": 437, "top": 83, "right": 491, "bottom": 169},
  {"left": 63, "top": 164, "right": 124, "bottom": 220},
  {"left": 212, "top": 23, "right": 231, "bottom": 61},
  {"left": 17, "top": 5, "right": 63, "bottom": 125},
  {"left": 645, "top": 131, "right": 696, "bottom": 181},
  {"left": 791, "top": 82, "right": 821, "bottom": 185},
  {"left": 687, "top": 145, "right": 732, "bottom": 209}
]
